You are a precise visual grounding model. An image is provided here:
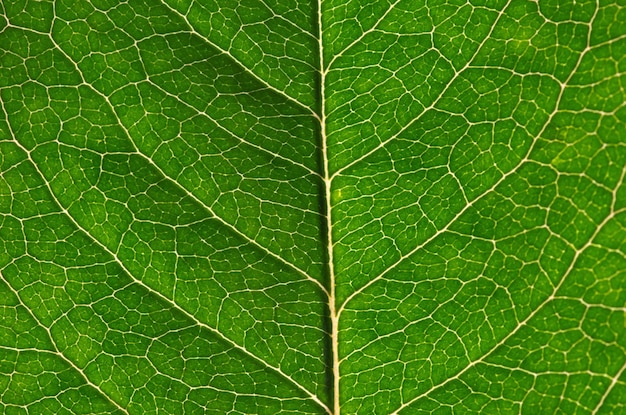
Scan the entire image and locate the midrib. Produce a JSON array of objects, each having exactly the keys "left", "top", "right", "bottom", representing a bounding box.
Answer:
[{"left": 316, "top": 0, "right": 340, "bottom": 413}]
